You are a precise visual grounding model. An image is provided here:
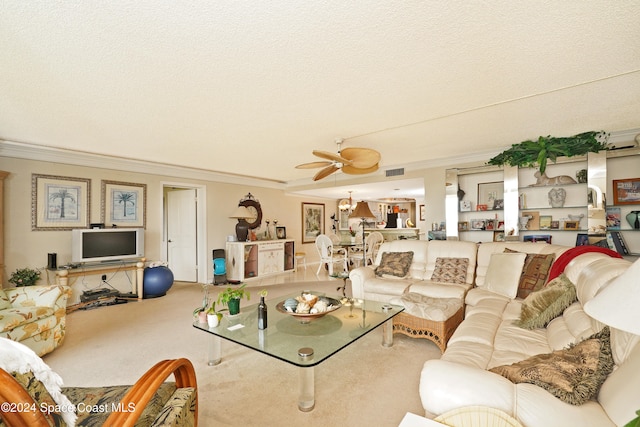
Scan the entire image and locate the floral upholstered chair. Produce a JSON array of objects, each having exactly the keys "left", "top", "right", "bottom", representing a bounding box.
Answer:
[
  {"left": 0, "top": 337, "right": 198, "bottom": 426},
  {"left": 0, "top": 284, "right": 71, "bottom": 356}
]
